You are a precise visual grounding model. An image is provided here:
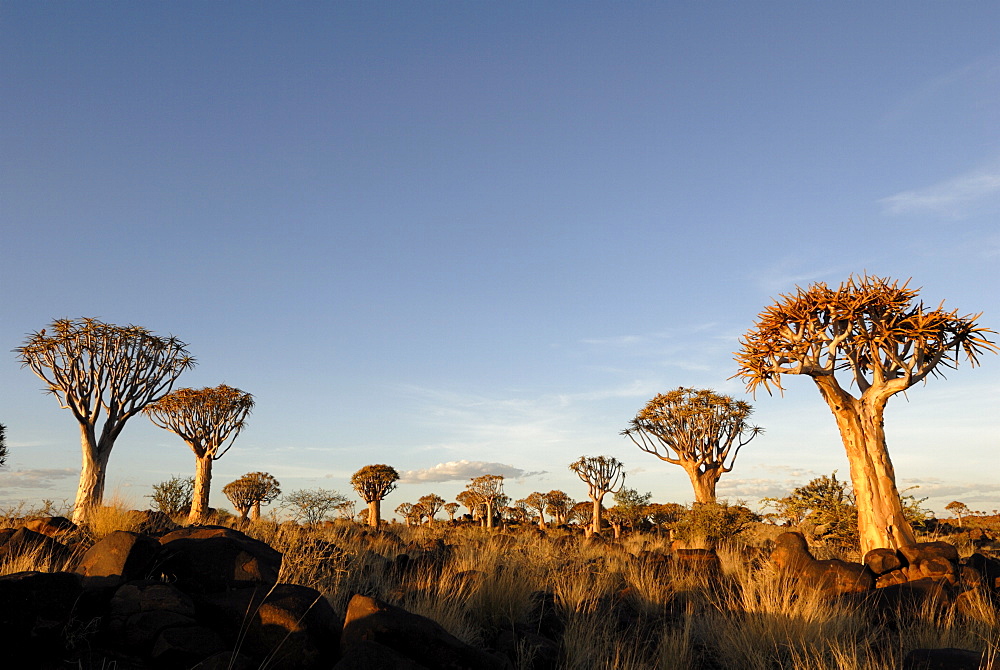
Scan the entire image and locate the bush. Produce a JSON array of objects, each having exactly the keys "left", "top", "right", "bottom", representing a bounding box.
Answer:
[
  {"left": 148, "top": 475, "right": 194, "bottom": 516},
  {"left": 674, "top": 501, "right": 758, "bottom": 546}
]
